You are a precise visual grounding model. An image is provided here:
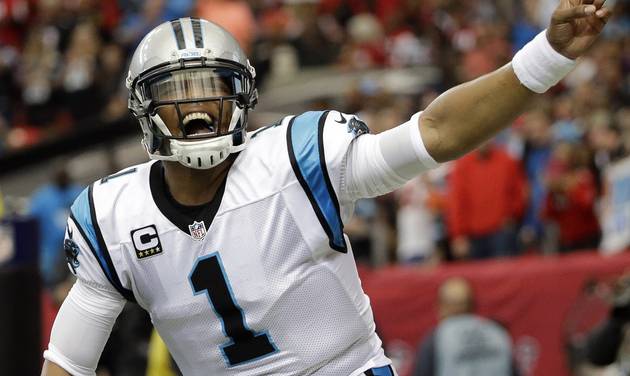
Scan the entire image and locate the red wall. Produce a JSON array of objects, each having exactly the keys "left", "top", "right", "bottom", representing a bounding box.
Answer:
[{"left": 361, "top": 252, "right": 630, "bottom": 376}]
